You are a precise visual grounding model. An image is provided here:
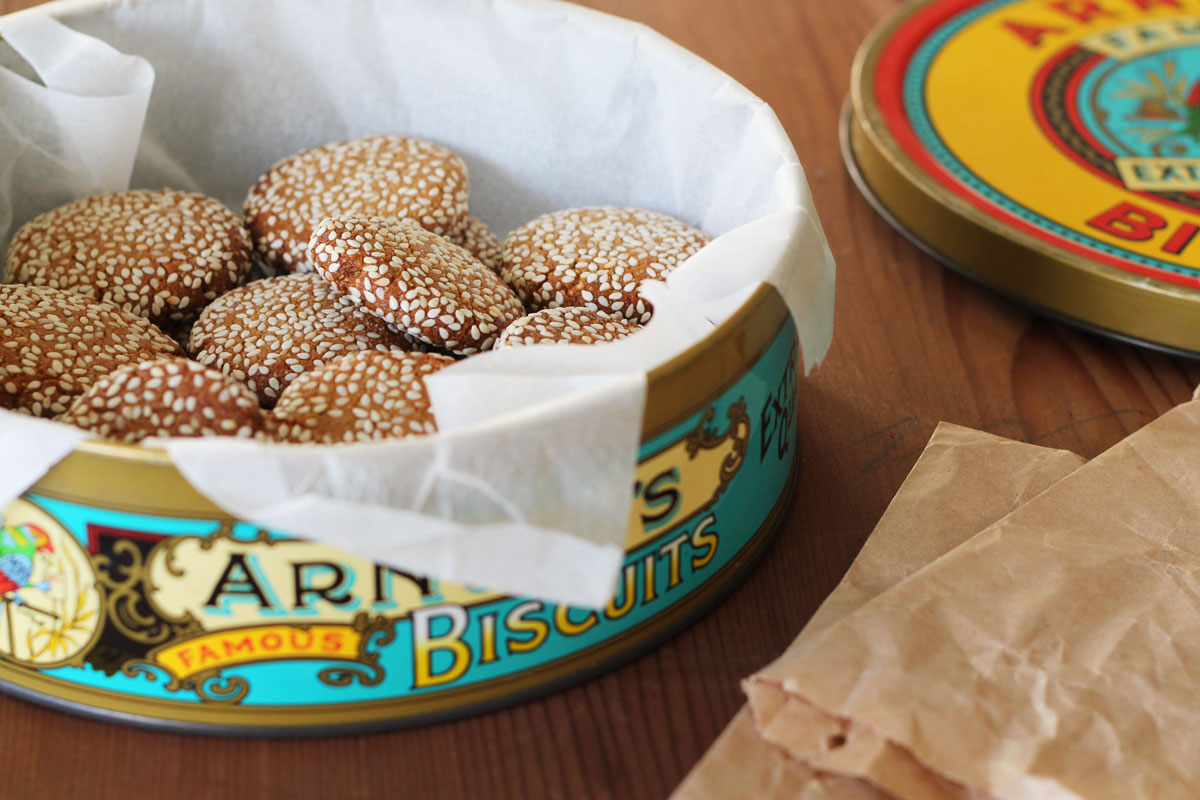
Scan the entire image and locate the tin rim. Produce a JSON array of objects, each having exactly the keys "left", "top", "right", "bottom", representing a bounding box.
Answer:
[
  {"left": 6, "top": 287, "right": 797, "bottom": 735},
  {"left": 840, "top": 103, "right": 1200, "bottom": 360},
  {"left": 849, "top": 0, "right": 1200, "bottom": 354},
  {"left": 0, "top": 449, "right": 797, "bottom": 737}
]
